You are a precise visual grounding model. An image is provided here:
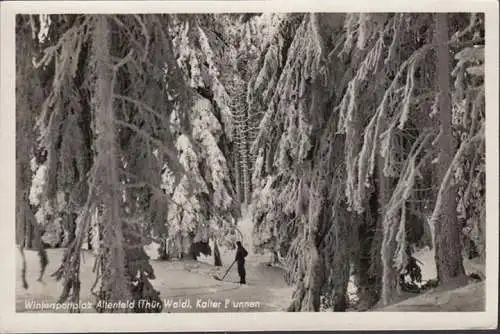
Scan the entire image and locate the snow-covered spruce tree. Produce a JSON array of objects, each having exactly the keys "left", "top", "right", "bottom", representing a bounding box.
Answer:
[
  {"left": 161, "top": 14, "right": 257, "bottom": 259},
  {"left": 249, "top": 12, "right": 485, "bottom": 311},
  {"left": 226, "top": 14, "right": 262, "bottom": 206},
  {"left": 431, "top": 13, "right": 466, "bottom": 285},
  {"left": 431, "top": 13, "right": 485, "bottom": 283},
  {"left": 334, "top": 13, "right": 436, "bottom": 306},
  {"left": 17, "top": 16, "right": 84, "bottom": 255},
  {"left": 38, "top": 15, "right": 93, "bottom": 250},
  {"left": 16, "top": 15, "right": 50, "bottom": 286},
  {"left": 249, "top": 13, "right": 305, "bottom": 259},
  {"left": 89, "top": 15, "right": 133, "bottom": 308},
  {"left": 172, "top": 14, "right": 263, "bottom": 207},
  {"left": 451, "top": 14, "right": 486, "bottom": 265},
  {"left": 25, "top": 14, "right": 190, "bottom": 312},
  {"left": 251, "top": 13, "right": 359, "bottom": 311},
  {"left": 97, "top": 14, "right": 190, "bottom": 312},
  {"left": 161, "top": 94, "right": 236, "bottom": 261},
  {"left": 335, "top": 13, "right": 484, "bottom": 305},
  {"left": 250, "top": 12, "right": 390, "bottom": 310}
]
